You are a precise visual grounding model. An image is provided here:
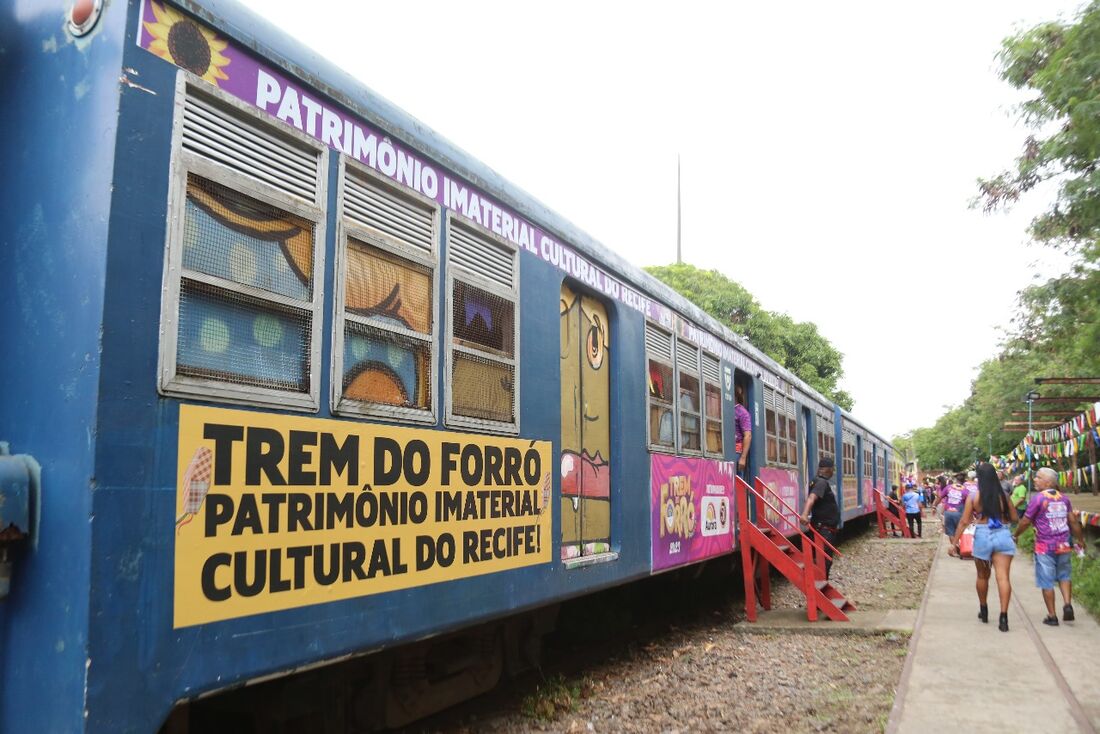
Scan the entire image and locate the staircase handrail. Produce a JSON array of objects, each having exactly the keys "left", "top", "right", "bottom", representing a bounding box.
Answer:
[
  {"left": 752, "top": 477, "right": 843, "bottom": 560},
  {"left": 741, "top": 477, "right": 842, "bottom": 561},
  {"left": 874, "top": 487, "right": 907, "bottom": 514}
]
